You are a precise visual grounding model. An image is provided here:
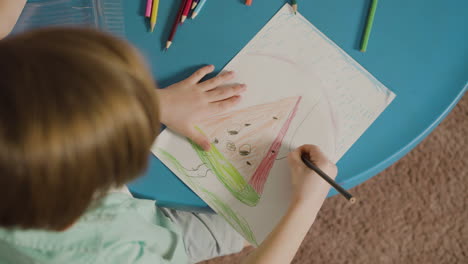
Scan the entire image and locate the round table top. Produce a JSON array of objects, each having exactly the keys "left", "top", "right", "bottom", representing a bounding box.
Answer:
[{"left": 126, "top": 0, "right": 468, "bottom": 210}]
